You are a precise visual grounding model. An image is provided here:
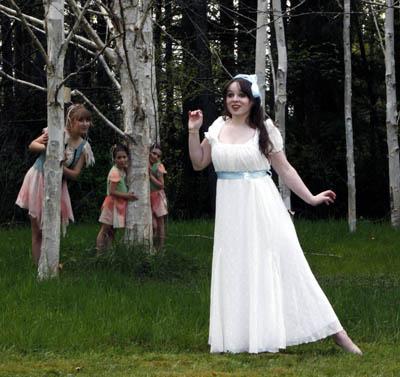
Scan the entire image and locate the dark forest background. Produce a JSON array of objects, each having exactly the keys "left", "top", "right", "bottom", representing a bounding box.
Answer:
[{"left": 0, "top": 0, "right": 398, "bottom": 225}]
